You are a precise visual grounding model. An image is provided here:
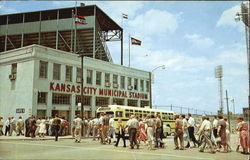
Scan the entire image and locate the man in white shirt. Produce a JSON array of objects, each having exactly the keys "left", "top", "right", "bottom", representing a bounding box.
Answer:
[
  {"left": 212, "top": 116, "right": 219, "bottom": 138},
  {"left": 9, "top": 117, "right": 16, "bottom": 136},
  {"left": 108, "top": 115, "right": 116, "bottom": 143},
  {"left": 127, "top": 115, "right": 139, "bottom": 149},
  {"left": 5, "top": 117, "right": 10, "bottom": 136},
  {"left": 48, "top": 117, "right": 54, "bottom": 136},
  {"left": 92, "top": 117, "right": 99, "bottom": 141},
  {"left": 197, "top": 116, "right": 216, "bottom": 153},
  {"left": 74, "top": 114, "right": 83, "bottom": 143},
  {"left": 16, "top": 116, "right": 24, "bottom": 136},
  {"left": 187, "top": 113, "right": 198, "bottom": 147}
]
